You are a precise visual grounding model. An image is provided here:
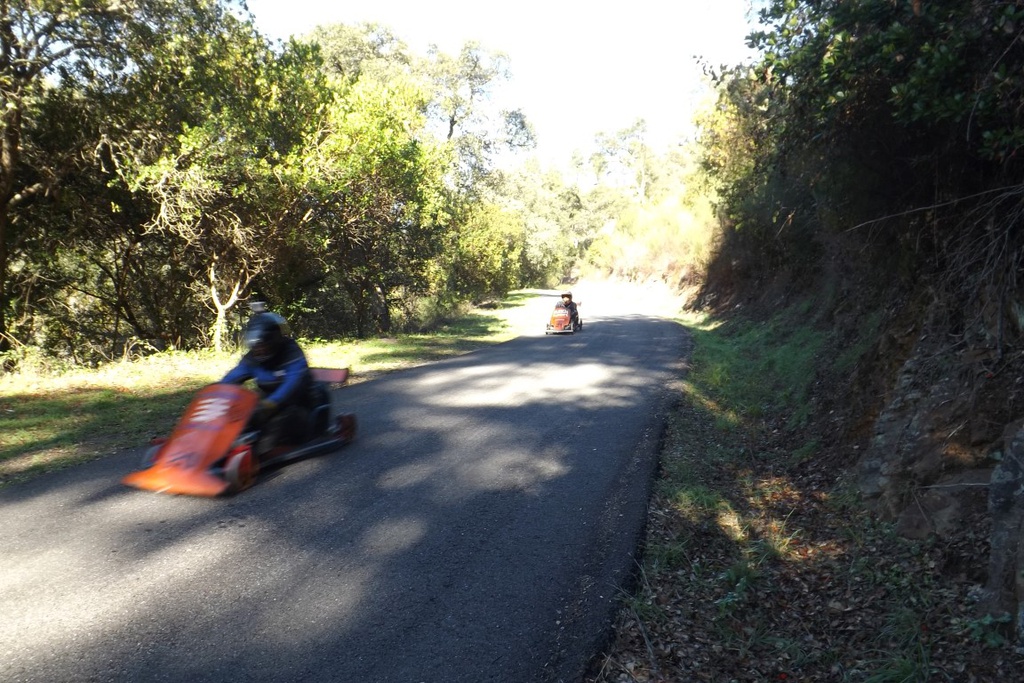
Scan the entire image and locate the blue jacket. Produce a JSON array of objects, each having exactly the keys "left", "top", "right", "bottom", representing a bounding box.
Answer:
[{"left": 221, "top": 338, "right": 312, "bottom": 407}]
